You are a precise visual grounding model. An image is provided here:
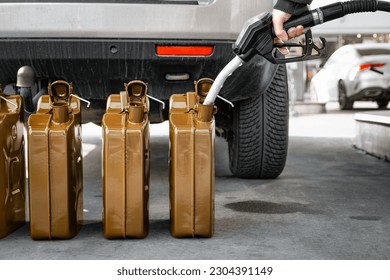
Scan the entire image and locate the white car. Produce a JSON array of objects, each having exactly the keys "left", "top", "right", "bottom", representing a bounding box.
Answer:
[{"left": 310, "top": 43, "right": 390, "bottom": 109}]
